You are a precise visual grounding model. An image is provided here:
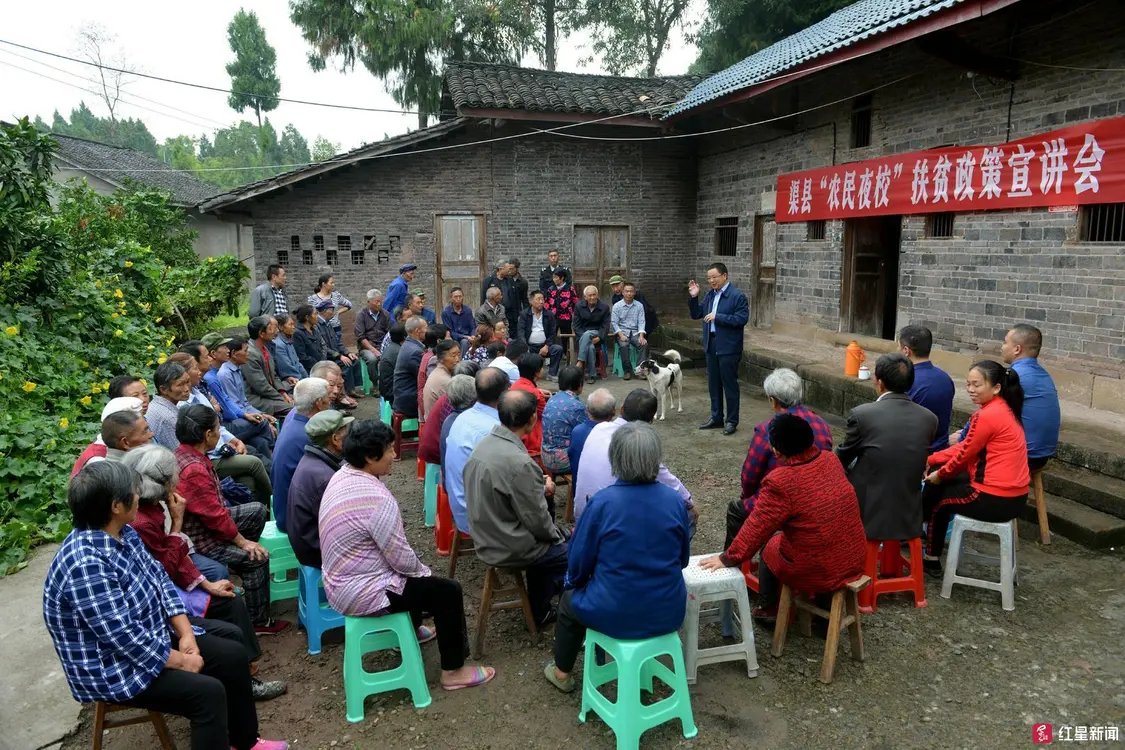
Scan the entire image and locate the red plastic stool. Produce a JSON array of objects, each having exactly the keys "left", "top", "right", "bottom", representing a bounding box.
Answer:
[
  {"left": 391, "top": 411, "right": 419, "bottom": 460},
  {"left": 858, "top": 538, "right": 927, "bottom": 614},
  {"left": 740, "top": 559, "right": 760, "bottom": 594},
  {"left": 594, "top": 346, "right": 608, "bottom": 379},
  {"left": 435, "top": 484, "right": 454, "bottom": 556},
  {"left": 416, "top": 456, "right": 426, "bottom": 482}
]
